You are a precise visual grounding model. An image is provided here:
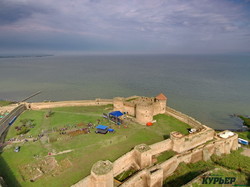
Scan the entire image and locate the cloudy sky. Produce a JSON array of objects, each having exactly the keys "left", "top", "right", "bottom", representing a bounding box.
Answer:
[{"left": 0, "top": 0, "right": 250, "bottom": 54}]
